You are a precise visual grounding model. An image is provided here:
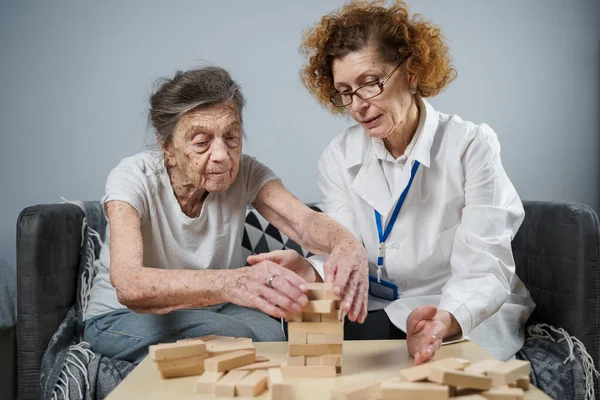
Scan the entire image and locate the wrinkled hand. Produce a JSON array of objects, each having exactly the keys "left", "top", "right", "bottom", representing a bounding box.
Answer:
[
  {"left": 407, "top": 305, "right": 460, "bottom": 364},
  {"left": 324, "top": 239, "right": 369, "bottom": 323},
  {"left": 228, "top": 260, "right": 308, "bottom": 319},
  {"left": 247, "top": 250, "right": 319, "bottom": 283}
]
